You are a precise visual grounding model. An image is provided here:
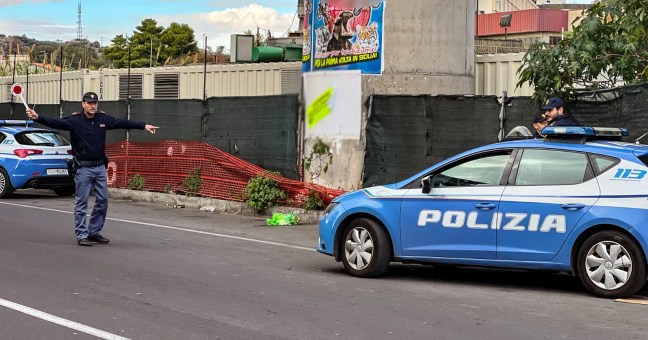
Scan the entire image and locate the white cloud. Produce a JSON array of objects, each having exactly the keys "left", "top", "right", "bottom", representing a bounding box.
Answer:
[
  {"left": 0, "top": 3, "right": 300, "bottom": 51},
  {"left": 0, "top": 0, "right": 23, "bottom": 6},
  {"left": 0, "top": 19, "right": 75, "bottom": 41},
  {"left": 156, "top": 4, "right": 300, "bottom": 51},
  {"left": 0, "top": 0, "right": 61, "bottom": 6}
]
